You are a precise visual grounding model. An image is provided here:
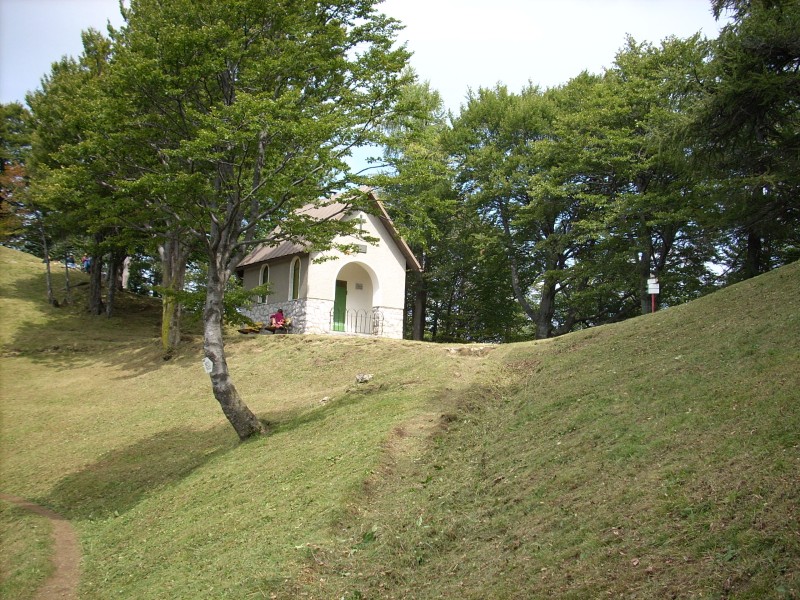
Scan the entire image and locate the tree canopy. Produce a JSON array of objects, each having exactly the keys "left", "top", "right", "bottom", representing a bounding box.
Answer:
[
  {"left": 369, "top": 0, "right": 798, "bottom": 341},
  {"left": 16, "top": 0, "right": 411, "bottom": 439}
]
